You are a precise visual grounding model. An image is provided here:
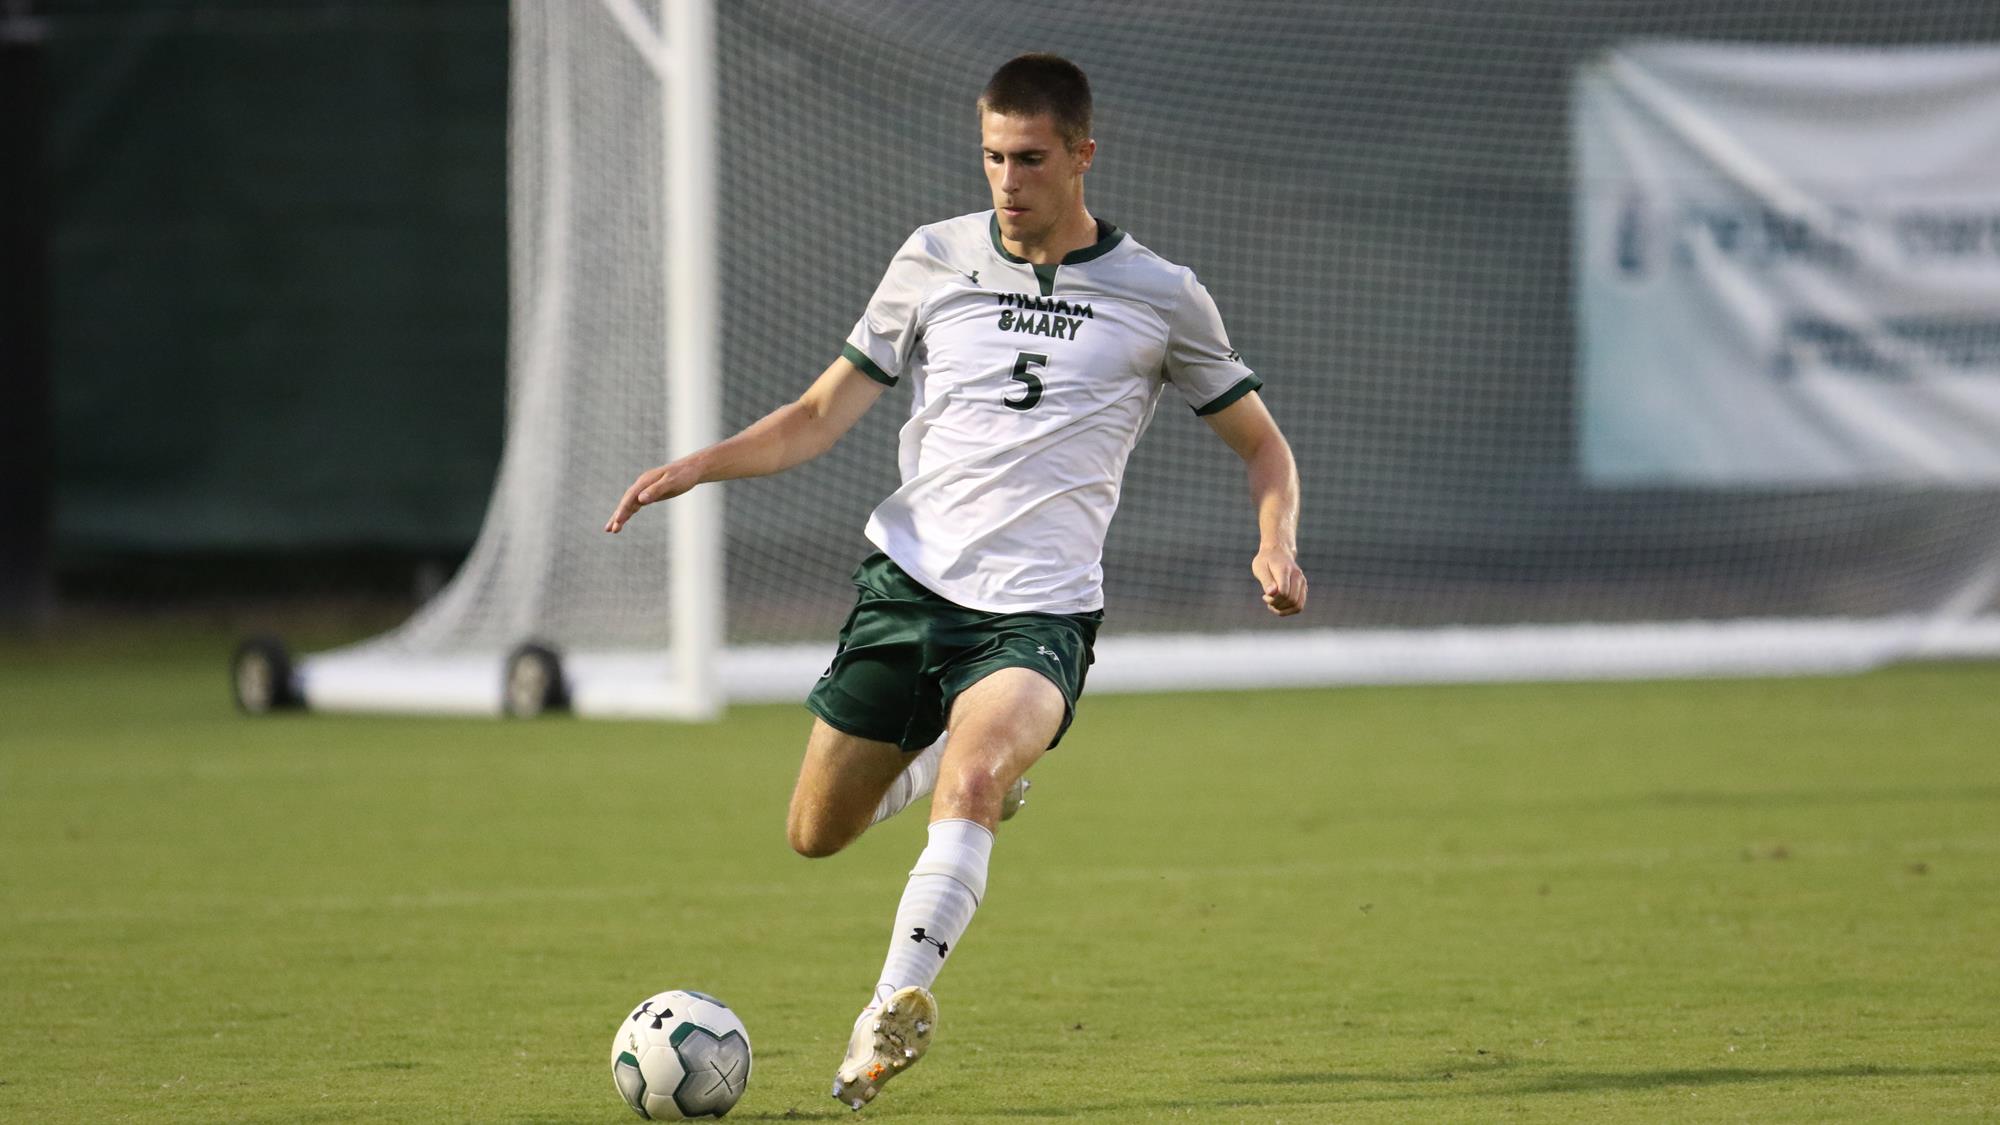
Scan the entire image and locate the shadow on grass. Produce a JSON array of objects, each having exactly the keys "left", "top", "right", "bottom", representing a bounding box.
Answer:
[
  {"left": 1224, "top": 1061, "right": 1996, "bottom": 1093},
  {"left": 960, "top": 1061, "right": 2000, "bottom": 1118}
]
